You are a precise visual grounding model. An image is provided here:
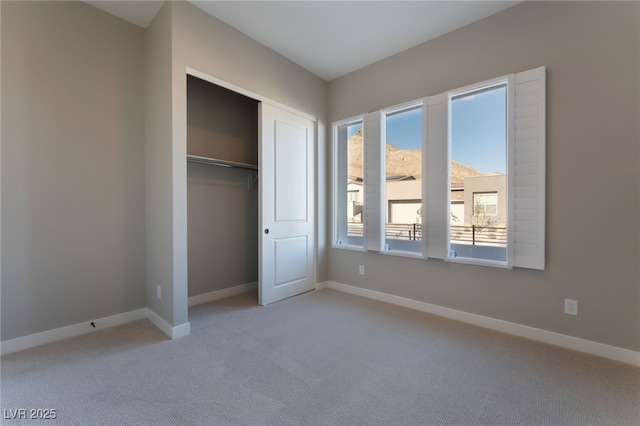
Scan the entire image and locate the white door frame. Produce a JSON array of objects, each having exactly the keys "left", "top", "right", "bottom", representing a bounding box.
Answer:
[
  {"left": 184, "top": 66, "right": 317, "bottom": 307},
  {"left": 187, "top": 67, "right": 316, "bottom": 122}
]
